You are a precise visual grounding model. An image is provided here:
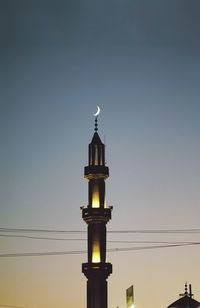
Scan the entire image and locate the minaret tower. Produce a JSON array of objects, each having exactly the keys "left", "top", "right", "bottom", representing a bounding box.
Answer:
[{"left": 82, "top": 108, "right": 112, "bottom": 308}]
